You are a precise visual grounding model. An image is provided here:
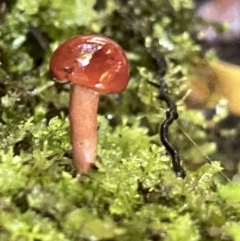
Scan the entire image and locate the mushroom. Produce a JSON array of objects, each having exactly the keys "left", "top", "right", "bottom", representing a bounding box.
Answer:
[{"left": 49, "top": 34, "right": 129, "bottom": 173}]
